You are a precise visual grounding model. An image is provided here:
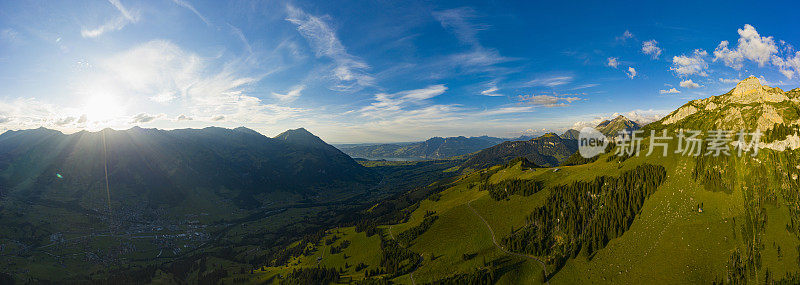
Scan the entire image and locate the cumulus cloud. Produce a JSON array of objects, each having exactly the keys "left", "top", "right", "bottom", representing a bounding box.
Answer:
[
  {"left": 607, "top": 57, "right": 619, "bottom": 68},
  {"left": 772, "top": 51, "right": 800, "bottom": 79},
  {"left": 679, "top": 79, "right": 701, "bottom": 89},
  {"left": 130, "top": 113, "right": 158, "bottom": 124},
  {"left": 660, "top": 88, "right": 680, "bottom": 94},
  {"left": 517, "top": 94, "right": 582, "bottom": 107},
  {"left": 176, "top": 114, "right": 193, "bottom": 121},
  {"left": 713, "top": 24, "right": 777, "bottom": 69},
  {"left": 616, "top": 30, "right": 633, "bottom": 41},
  {"left": 642, "top": 40, "right": 662, "bottom": 59},
  {"left": 286, "top": 5, "right": 374, "bottom": 91},
  {"left": 670, "top": 49, "right": 708, "bottom": 76},
  {"left": 272, "top": 85, "right": 305, "bottom": 102},
  {"left": 0, "top": 98, "right": 81, "bottom": 130},
  {"left": 626, "top": 67, "right": 637, "bottom": 79},
  {"left": 81, "top": 0, "right": 140, "bottom": 38}
]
